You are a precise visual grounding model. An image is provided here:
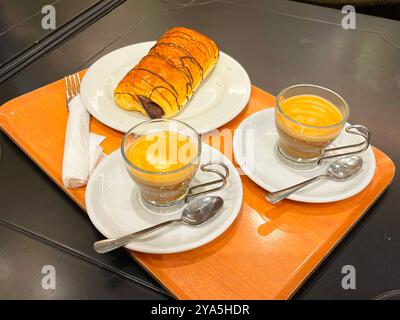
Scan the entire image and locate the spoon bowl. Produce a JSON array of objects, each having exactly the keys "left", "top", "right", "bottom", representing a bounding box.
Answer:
[
  {"left": 182, "top": 196, "right": 224, "bottom": 225},
  {"left": 327, "top": 155, "right": 363, "bottom": 181}
]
